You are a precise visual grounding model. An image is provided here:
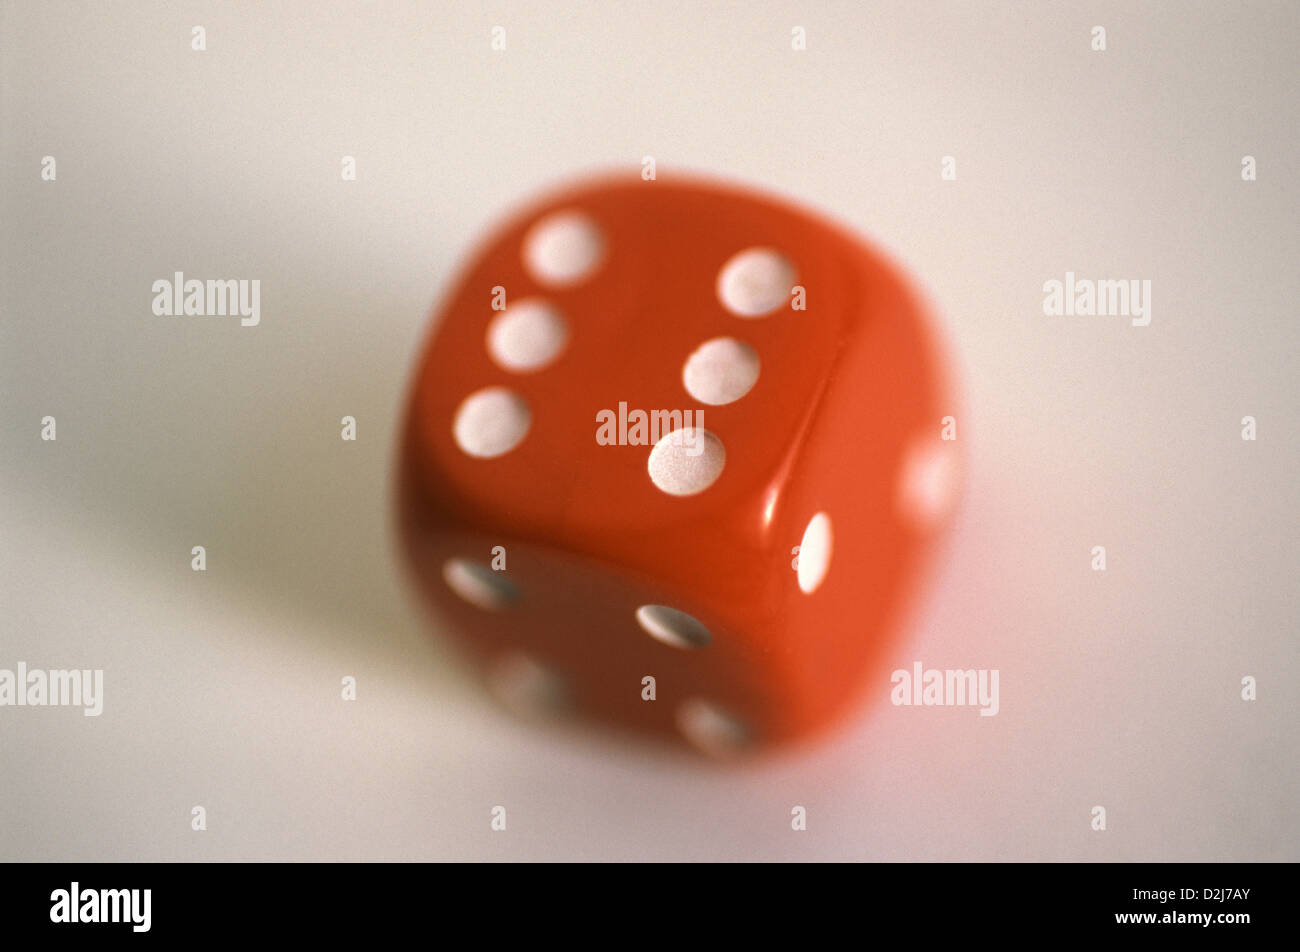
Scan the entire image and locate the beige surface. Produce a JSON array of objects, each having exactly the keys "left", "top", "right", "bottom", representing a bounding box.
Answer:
[{"left": 1, "top": 0, "right": 1296, "bottom": 860}]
